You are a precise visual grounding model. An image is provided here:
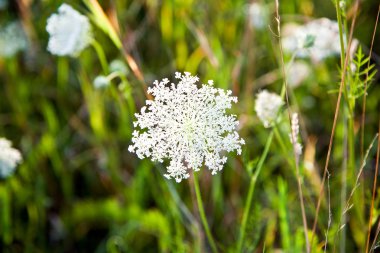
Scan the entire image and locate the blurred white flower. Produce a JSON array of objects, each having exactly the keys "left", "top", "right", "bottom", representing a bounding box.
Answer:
[
  {"left": 110, "top": 59, "right": 128, "bottom": 75},
  {"left": 0, "top": 138, "right": 22, "bottom": 178},
  {"left": 0, "top": 22, "right": 28, "bottom": 58},
  {"left": 282, "top": 18, "right": 358, "bottom": 63},
  {"left": 289, "top": 113, "right": 302, "bottom": 164},
  {"left": 93, "top": 75, "right": 110, "bottom": 89},
  {"left": 287, "top": 61, "right": 311, "bottom": 88},
  {"left": 247, "top": 3, "right": 269, "bottom": 30},
  {"left": 255, "top": 90, "right": 283, "bottom": 128},
  {"left": 339, "top": 0, "right": 346, "bottom": 10},
  {"left": 46, "top": 4, "right": 92, "bottom": 57},
  {"left": 129, "top": 72, "right": 245, "bottom": 183},
  {"left": 0, "top": 0, "right": 8, "bottom": 10}
]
